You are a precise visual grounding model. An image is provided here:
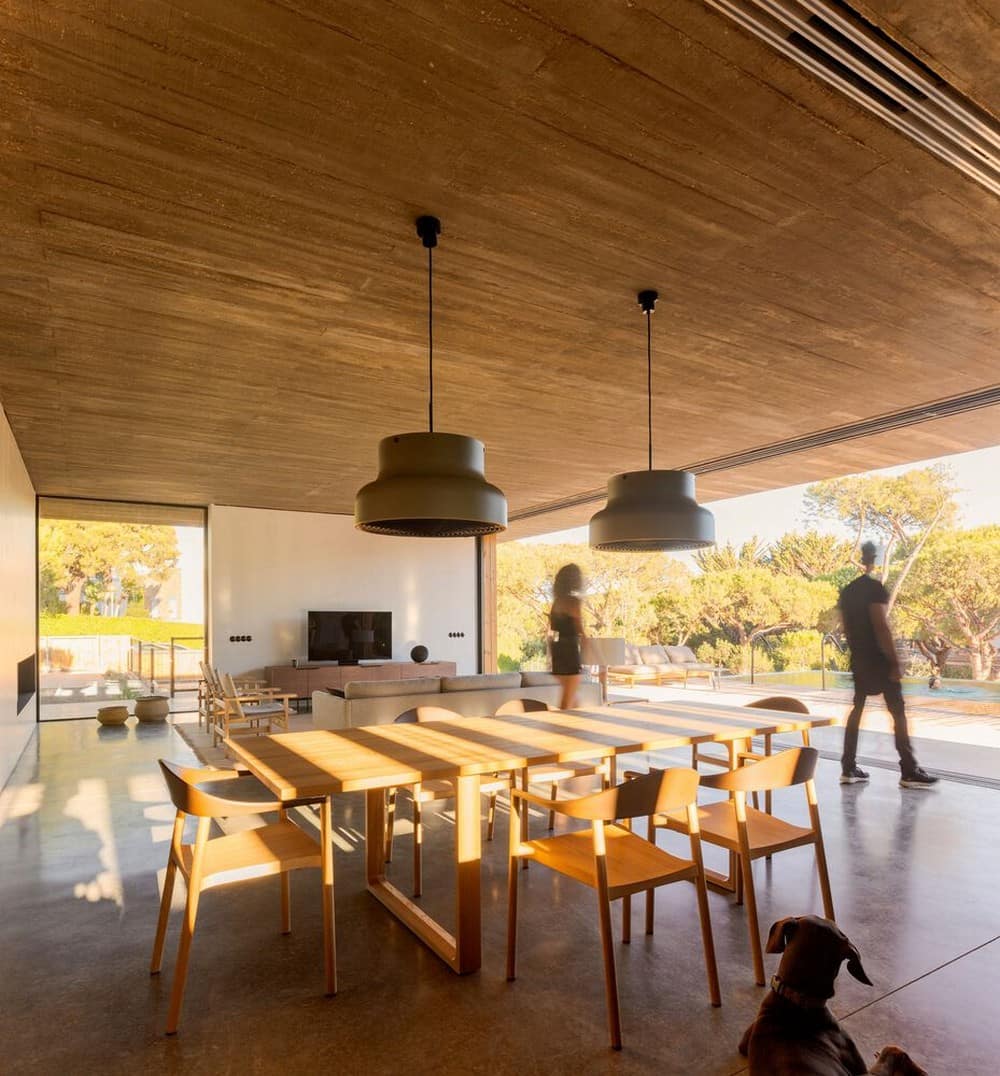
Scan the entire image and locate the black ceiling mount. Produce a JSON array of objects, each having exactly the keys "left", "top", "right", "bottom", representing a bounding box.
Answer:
[
  {"left": 415, "top": 215, "right": 440, "bottom": 248},
  {"left": 637, "top": 289, "right": 658, "bottom": 313}
]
